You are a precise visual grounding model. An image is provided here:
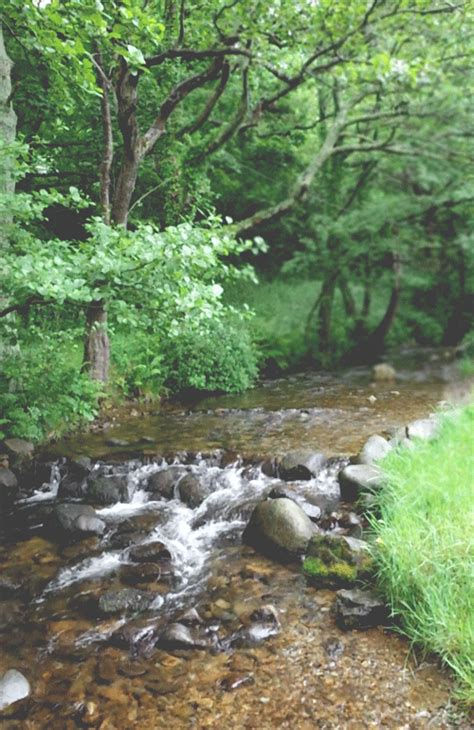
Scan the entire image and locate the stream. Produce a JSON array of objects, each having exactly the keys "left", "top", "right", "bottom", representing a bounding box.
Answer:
[{"left": 0, "top": 349, "right": 471, "bottom": 728}]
